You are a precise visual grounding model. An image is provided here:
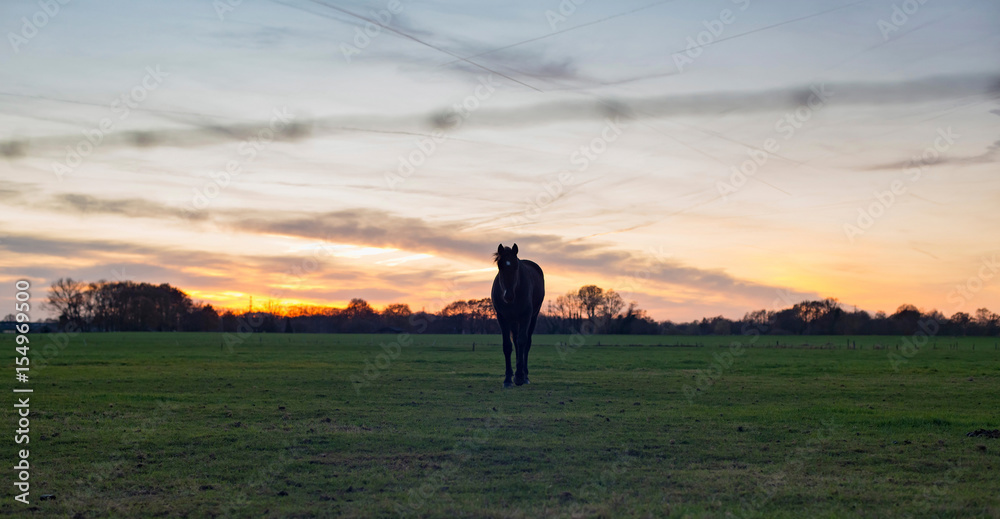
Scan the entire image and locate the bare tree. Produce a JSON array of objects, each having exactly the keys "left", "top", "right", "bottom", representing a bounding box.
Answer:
[
  {"left": 469, "top": 298, "right": 494, "bottom": 333},
  {"left": 577, "top": 285, "right": 603, "bottom": 321},
  {"left": 548, "top": 293, "right": 582, "bottom": 320},
  {"left": 440, "top": 300, "right": 469, "bottom": 317},
  {"left": 599, "top": 289, "right": 625, "bottom": 322},
  {"left": 344, "top": 298, "right": 376, "bottom": 320},
  {"left": 743, "top": 309, "right": 770, "bottom": 328},
  {"left": 46, "top": 278, "right": 86, "bottom": 325},
  {"left": 383, "top": 303, "right": 411, "bottom": 318},
  {"left": 382, "top": 303, "right": 412, "bottom": 329},
  {"left": 974, "top": 307, "right": 998, "bottom": 326}
]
